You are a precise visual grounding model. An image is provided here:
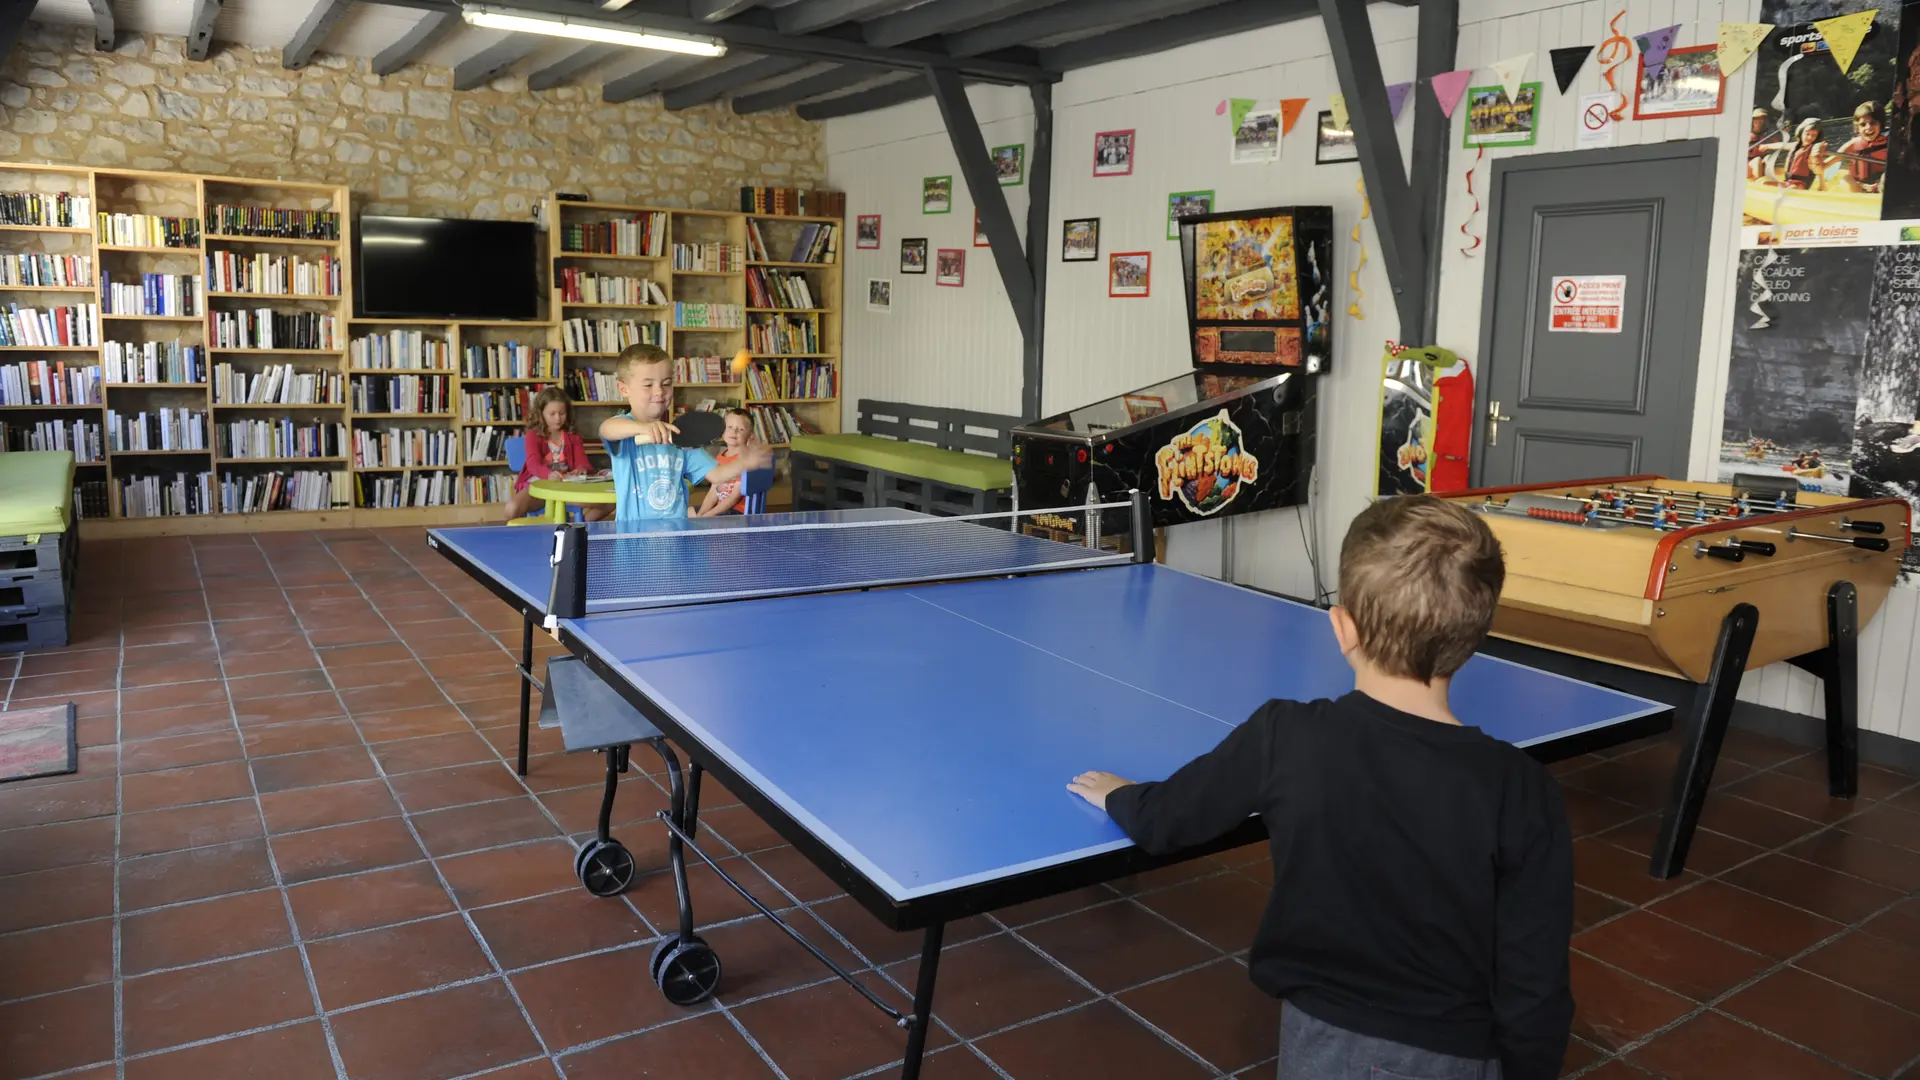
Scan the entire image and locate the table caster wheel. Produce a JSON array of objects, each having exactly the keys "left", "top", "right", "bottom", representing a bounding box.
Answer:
[
  {"left": 575, "top": 839, "right": 636, "bottom": 897},
  {"left": 650, "top": 932, "right": 706, "bottom": 984},
  {"left": 655, "top": 938, "right": 722, "bottom": 1006}
]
